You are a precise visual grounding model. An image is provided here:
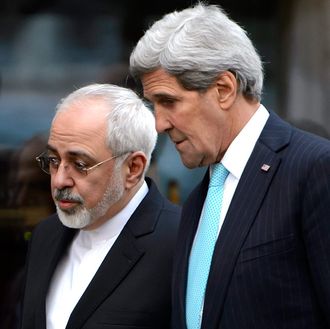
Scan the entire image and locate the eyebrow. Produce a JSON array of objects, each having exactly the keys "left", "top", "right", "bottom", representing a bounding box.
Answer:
[
  {"left": 46, "top": 144, "right": 57, "bottom": 153},
  {"left": 145, "top": 93, "right": 180, "bottom": 101},
  {"left": 46, "top": 144, "right": 95, "bottom": 161}
]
